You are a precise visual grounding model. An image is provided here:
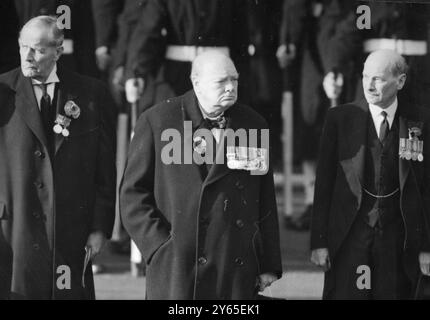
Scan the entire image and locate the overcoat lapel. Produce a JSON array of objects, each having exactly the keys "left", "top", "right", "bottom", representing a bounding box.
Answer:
[
  {"left": 15, "top": 73, "right": 49, "bottom": 149},
  {"left": 398, "top": 114, "right": 411, "bottom": 193},
  {"left": 54, "top": 80, "right": 67, "bottom": 155},
  {"left": 345, "top": 100, "right": 368, "bottom": 206},
  {"left": 181, "top": 91, "right": 208, "bottom": 183}
]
